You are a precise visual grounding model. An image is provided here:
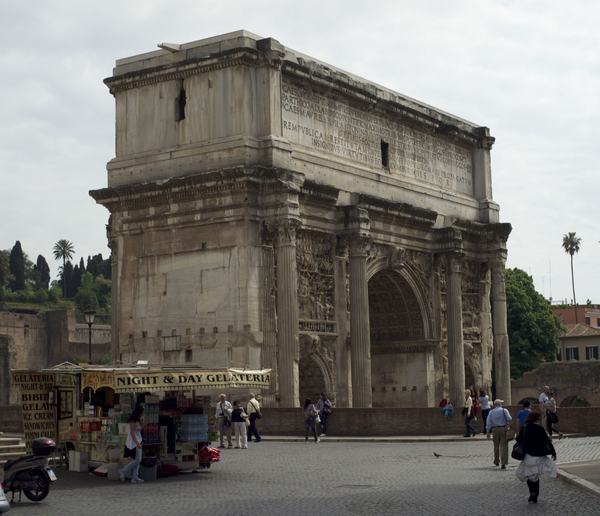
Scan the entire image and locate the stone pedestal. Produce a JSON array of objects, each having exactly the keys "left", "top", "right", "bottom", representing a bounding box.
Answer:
[
  {"left": 348, "top": 237, "right": 372, "bottom": 408},
  {"left": 276, "top": 221, "right": 300, "bottom": 407},
  {"left": 446, "top": 253, "right": 466, "bottom": 407},
  {"left": 492, "top": 260, "right": 511, "bottom": 404}
]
